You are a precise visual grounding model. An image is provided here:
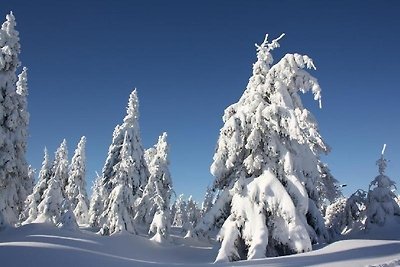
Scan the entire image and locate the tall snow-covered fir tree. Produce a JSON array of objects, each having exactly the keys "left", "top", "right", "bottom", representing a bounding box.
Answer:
[
  {"left": 89, "top": 89, "right": 149, "bottom": 228},
  {"left": 195, "top": 34, "right": 338, "bottom": 262},
  {"left": 0, "top": 12, "right": 30, "bottom": 227},
  {"left": 366, "top": 145, "right": 400, "bottom": 228},
  {"left": 99, "top": 132, "right": 137, "bottom": 235},
  {"left": 135, "top": 132, "right": 173, "bottom": 230},
  {"left": 65, "top": 136, "right": 89, "bottom": 225},
  {"left": 20, "top": 148, "right": 52, "bottom": 224},
  {"left": 14, "top": 66, "right": 30, "bottom": 206}
]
